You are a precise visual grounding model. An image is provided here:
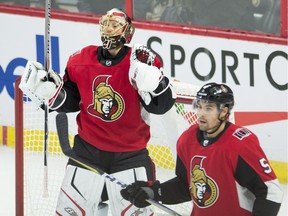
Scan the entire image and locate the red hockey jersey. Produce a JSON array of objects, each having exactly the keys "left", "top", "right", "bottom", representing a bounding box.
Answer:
[
  {"left": 64, "top": 45, "right": 162, "bottom": 152},
  {"left": 177, "top": 123, "right": 282, "bottom": 216}
]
